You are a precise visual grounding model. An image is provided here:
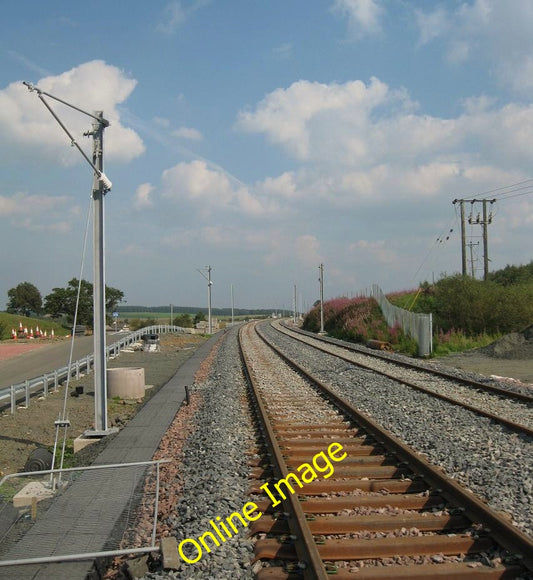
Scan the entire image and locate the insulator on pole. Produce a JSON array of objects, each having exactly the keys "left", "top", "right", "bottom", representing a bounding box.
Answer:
[{"left": 99, "top": 173, "right": 112, "bottom": 191}]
